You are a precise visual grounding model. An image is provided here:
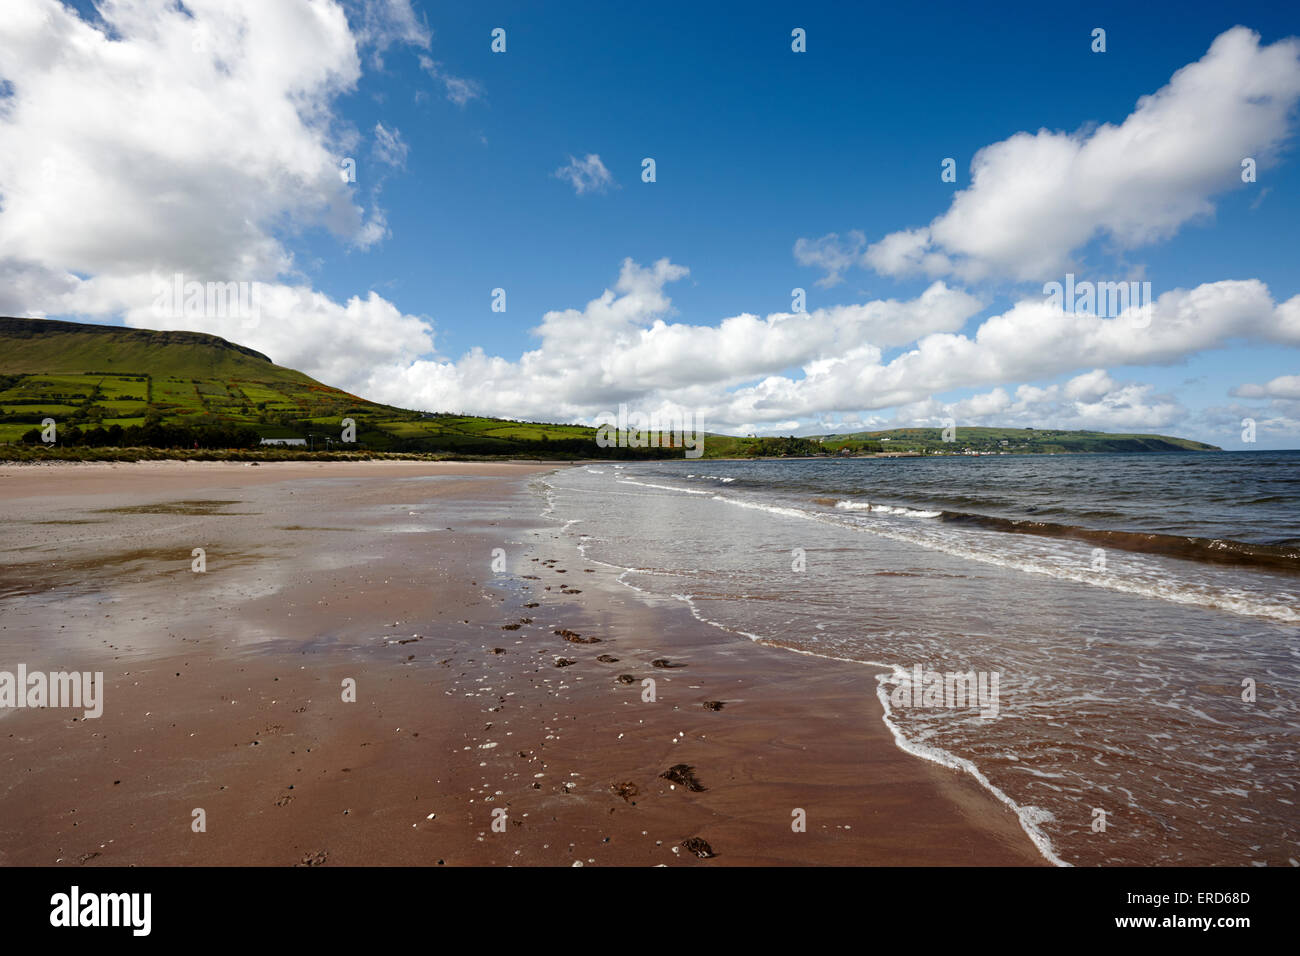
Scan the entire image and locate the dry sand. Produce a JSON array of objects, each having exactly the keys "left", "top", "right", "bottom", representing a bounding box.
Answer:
[{"left": 0, "top": 460, "right": 1044, "bottom": 866}]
